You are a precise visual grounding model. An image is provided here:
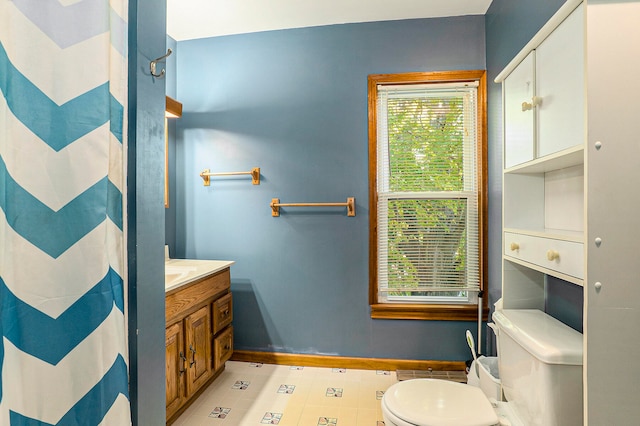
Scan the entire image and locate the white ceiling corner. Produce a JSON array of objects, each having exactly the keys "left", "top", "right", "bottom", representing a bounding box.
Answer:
[{"left": 167, "top": 0, "right": 493, "bottom": 41}]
